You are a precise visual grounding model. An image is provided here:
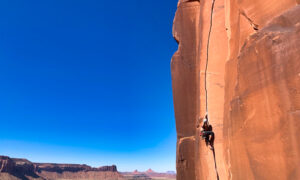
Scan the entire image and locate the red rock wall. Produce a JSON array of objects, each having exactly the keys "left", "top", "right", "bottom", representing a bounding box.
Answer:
[
  {"left": 171, "top": 0, "right": 300, "bottom": 179},
  {"left": 172, "top": 1, "right": 201, "bottom": 179}
]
